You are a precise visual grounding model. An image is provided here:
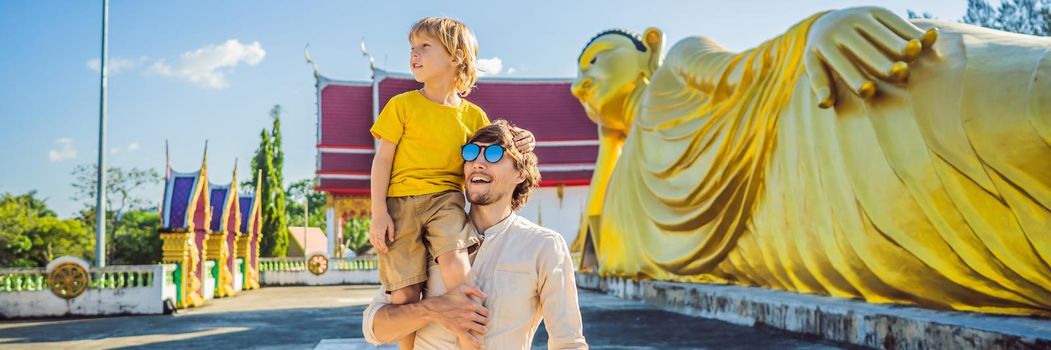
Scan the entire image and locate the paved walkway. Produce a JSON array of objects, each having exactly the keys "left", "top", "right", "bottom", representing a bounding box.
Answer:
[{"left": 0, "top": 285, "right": 845, "bottom": 349}]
